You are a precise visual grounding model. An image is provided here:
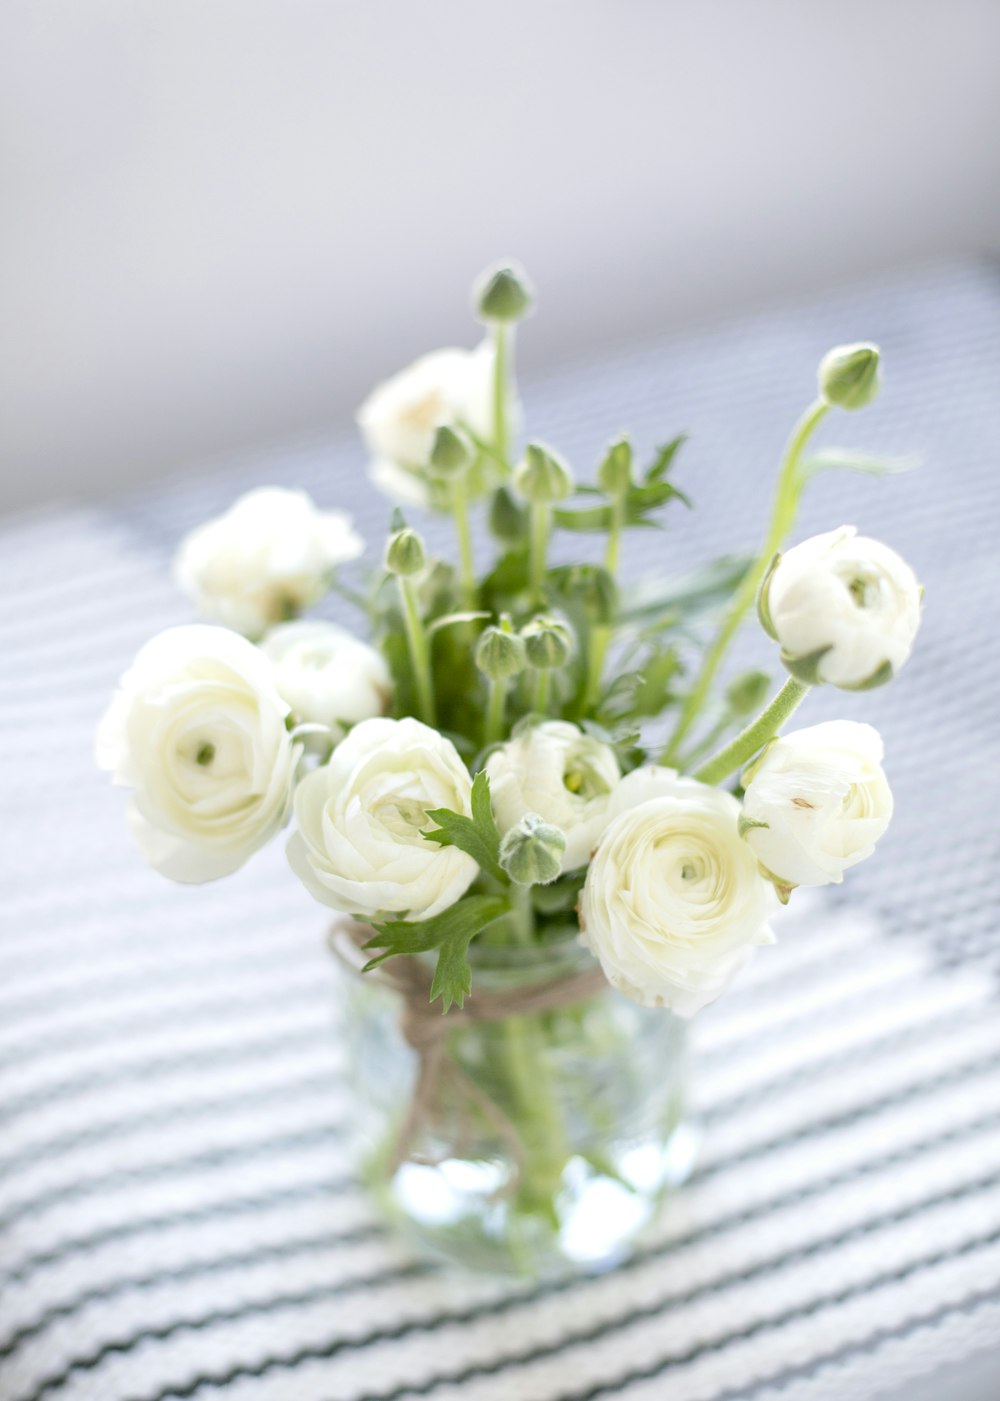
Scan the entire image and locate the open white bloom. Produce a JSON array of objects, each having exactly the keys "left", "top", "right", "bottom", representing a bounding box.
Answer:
[
  {"left": 357, "top": 343, "right": 496, "bottom": 506},
  {"left": 760, "top": 526, "right": 921, "bottom": 689},
  {"left": 96, "top": 625, "right": 299, "bottom": 883},
  {"left": 580, "top": 769, "right": 777, "bottom": 1016},
  {"left": 261, "top": 621, "right": 391, "bottom": 739},
  {"left": 174, "top": 487, "right": 363, "bottom": 637},
  {"left": 287, "top": 717, "right": 477, "bottom": 921},
  {"left": 741, "top": 721, "right": 893, "bottom": 888},
  {"left": 486, "top": 721, "right": 621, "bottom": 872}
]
